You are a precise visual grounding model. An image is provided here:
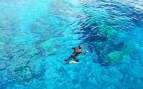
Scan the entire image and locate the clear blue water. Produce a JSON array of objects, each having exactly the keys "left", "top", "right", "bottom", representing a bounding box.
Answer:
[{"left": 0, "top": 0, "right": 143, "bottom": 89}]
